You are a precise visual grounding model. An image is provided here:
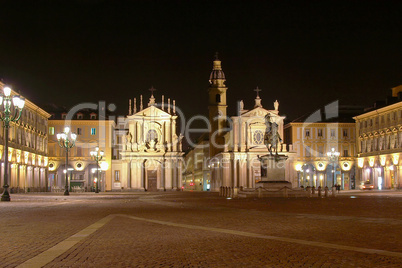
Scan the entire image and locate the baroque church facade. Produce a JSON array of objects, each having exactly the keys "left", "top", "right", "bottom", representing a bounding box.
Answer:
[
  {"left": 184, "top": 57, "right": 296, "bottom": 191},
  {"left": 111, "top": 92, "right": 184, "bottom": 191}
]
